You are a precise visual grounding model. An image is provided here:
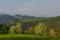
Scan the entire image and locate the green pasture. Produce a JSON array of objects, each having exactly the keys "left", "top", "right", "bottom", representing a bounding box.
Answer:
[{"left": 0, "top": 34, "right": 59, "bottom": 40}]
